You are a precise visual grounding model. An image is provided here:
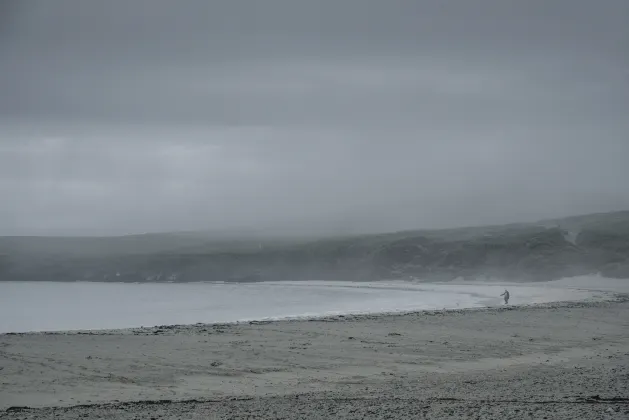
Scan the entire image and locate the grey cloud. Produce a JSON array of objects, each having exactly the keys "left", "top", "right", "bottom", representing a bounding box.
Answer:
[
  {"left": 2, "top": 1, "right": 628, "bottom": 125},
  {"left": 1, "top": 1, "right": 628, "bottom": 235}
]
